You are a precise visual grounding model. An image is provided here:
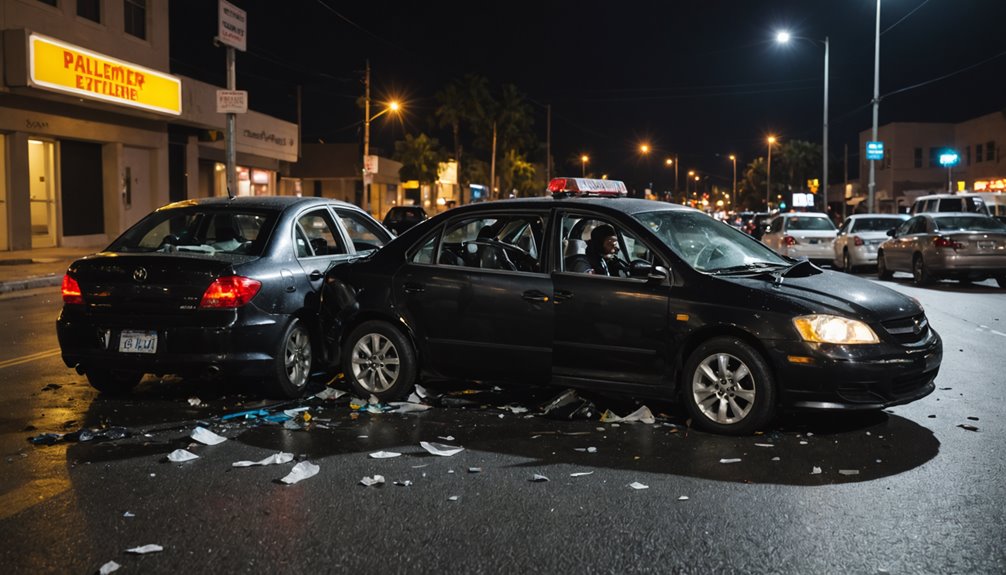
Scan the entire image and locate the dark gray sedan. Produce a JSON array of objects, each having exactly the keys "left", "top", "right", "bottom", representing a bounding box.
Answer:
[
  {"left": 877, "top": 212, "right": 1006, "bottom": 287},
  {"left": 57, "top": 196, "right": 393, "bottom": 397}
]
